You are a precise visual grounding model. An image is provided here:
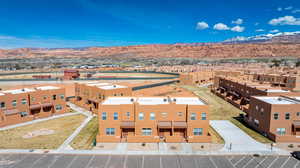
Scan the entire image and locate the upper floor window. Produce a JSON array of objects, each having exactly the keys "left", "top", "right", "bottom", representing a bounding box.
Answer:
[
  {"left": 177, "top": 112, "right": 183, "bottom": 117},
  {"left": 0, "top": 102, "right": 5, "bottom": 109},
  {"left": 43, "top": 96, "right": 47, "bottom": 100},
  {"left": 126, "top": 112, "right": 130, "bottom": 118},
  {"left": 297, "top": 112, "right": 300, "bottom": 117},
  {"left": 113, "top": 112, "right": 118, "bottom": 120},
  {"left": 285, "top": 113, "right": 290, "bottom": 120},
  {"left": 161, "top": 112, "right": 167, "bottom": 118},
  {"left": 201, "top": 113, "right": 207, "bottom": 120},
  {"left": 273, "top": 113, "right": 279, "bottom": 120},
  {"left": 139, "top": 112, "right": 144, "bottom": 120},
  {"left": 21, "top": 99, "right": 27, "bottom": 105},
  {"left": 190, "top": 113, "right": 196, "bottom": 120},
  {"left": 150, "top": 112, "right": 155, "bottom": 120},
  {"left": 52, "top": 95, "right": 57, "bottom": 100},
  {"left": 60, "top": 94, "right": 65, "bottom": 99},
  {"left": 12, "top": 100, "right": 17, "bottom": 107},
  {"left": 102, "top": 112, "right": 107, "bottom": 120}
]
